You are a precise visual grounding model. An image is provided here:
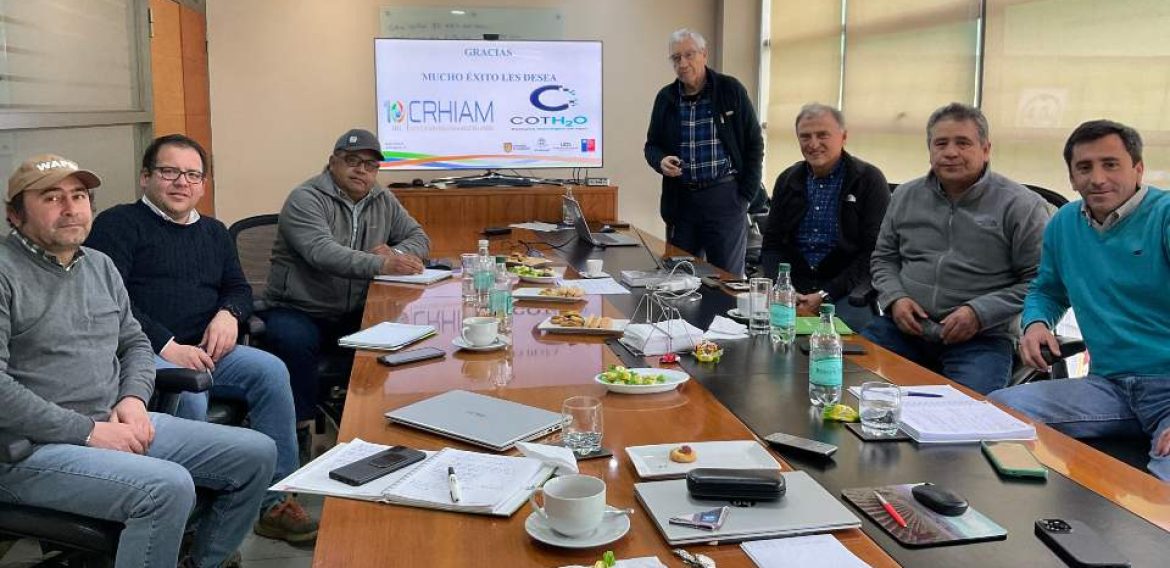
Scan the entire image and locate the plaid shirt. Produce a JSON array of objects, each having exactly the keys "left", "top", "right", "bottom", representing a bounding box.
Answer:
[
  {"left": 797, "top": 159, "right": 845, "bottom": 267},
  {"left": 10, "top": 228, "right": 85, "bottom": 271},
  {"left": 677, "top": 82, "right": 732, "bottom": 183}
]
